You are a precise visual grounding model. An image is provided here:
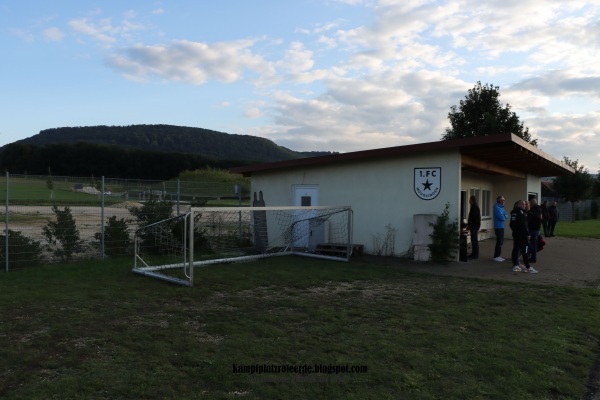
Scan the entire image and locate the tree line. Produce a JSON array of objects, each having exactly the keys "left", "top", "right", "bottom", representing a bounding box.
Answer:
[{"left": 0, "top": 142, "right": 252, "bottom": 180}]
